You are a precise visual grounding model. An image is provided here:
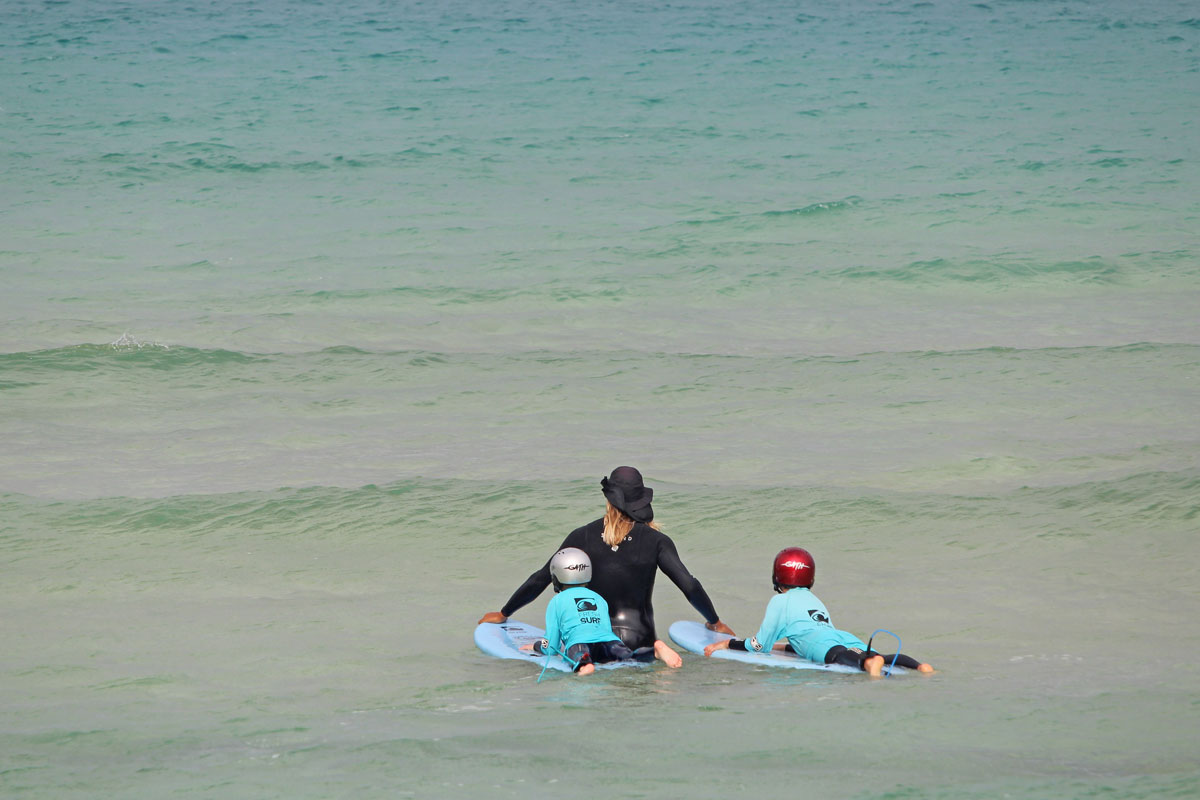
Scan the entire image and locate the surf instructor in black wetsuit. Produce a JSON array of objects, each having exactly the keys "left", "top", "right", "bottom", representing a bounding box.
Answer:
[{"left": 479, "top": 466, "right": 735, "bottom": 663}]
